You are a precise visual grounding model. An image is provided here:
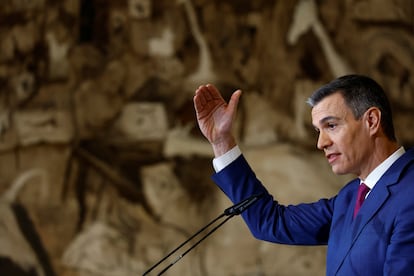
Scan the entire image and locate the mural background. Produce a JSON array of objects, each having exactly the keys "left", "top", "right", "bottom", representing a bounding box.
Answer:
[{"left": 0, "top": 0, "right": 413, "bottom": 275}]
